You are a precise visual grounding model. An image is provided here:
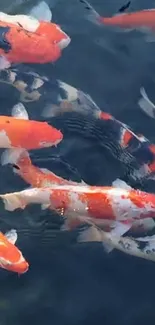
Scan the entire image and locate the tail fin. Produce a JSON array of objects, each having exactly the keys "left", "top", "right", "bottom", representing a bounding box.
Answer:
[
  {"left": 138, "top": 87, "right": 155, "bottom": 119},
  {"left": 79, "top": 0, "right": 102, "bottom": 25}
]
